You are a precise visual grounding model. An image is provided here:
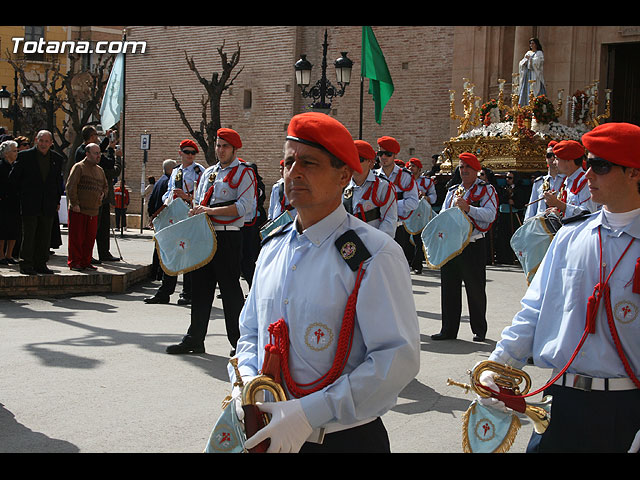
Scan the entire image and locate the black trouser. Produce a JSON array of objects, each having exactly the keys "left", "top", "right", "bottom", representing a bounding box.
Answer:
[
  {"left": 240, "top": 224, "right": 260, "bottom": 287},
  {"left": 20, "top": 214, "right": 54, "bottom": 270},
  {"left": 95, "top": 203, "right": 112, "bottom": 259},
  {"left": 527, "top": 384, "right": 640, "bottom": 452},
  {"left": 394, "top": 225, "right": 413, "bottom": 265},
  {"left": 410, "top": 232, "right": 424, "bottom": 271},
  {"left": 439, "top": 237, "right": 487, "bottom": 338},
  {"left": 299, "top": 418, "right": 390, "bottom": 453},
  {"left": 156, "top": 271, "right": 192, "bottom": 300},
  {"left": 183, "top": 230, "right": 244, "bottom": 348}
]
